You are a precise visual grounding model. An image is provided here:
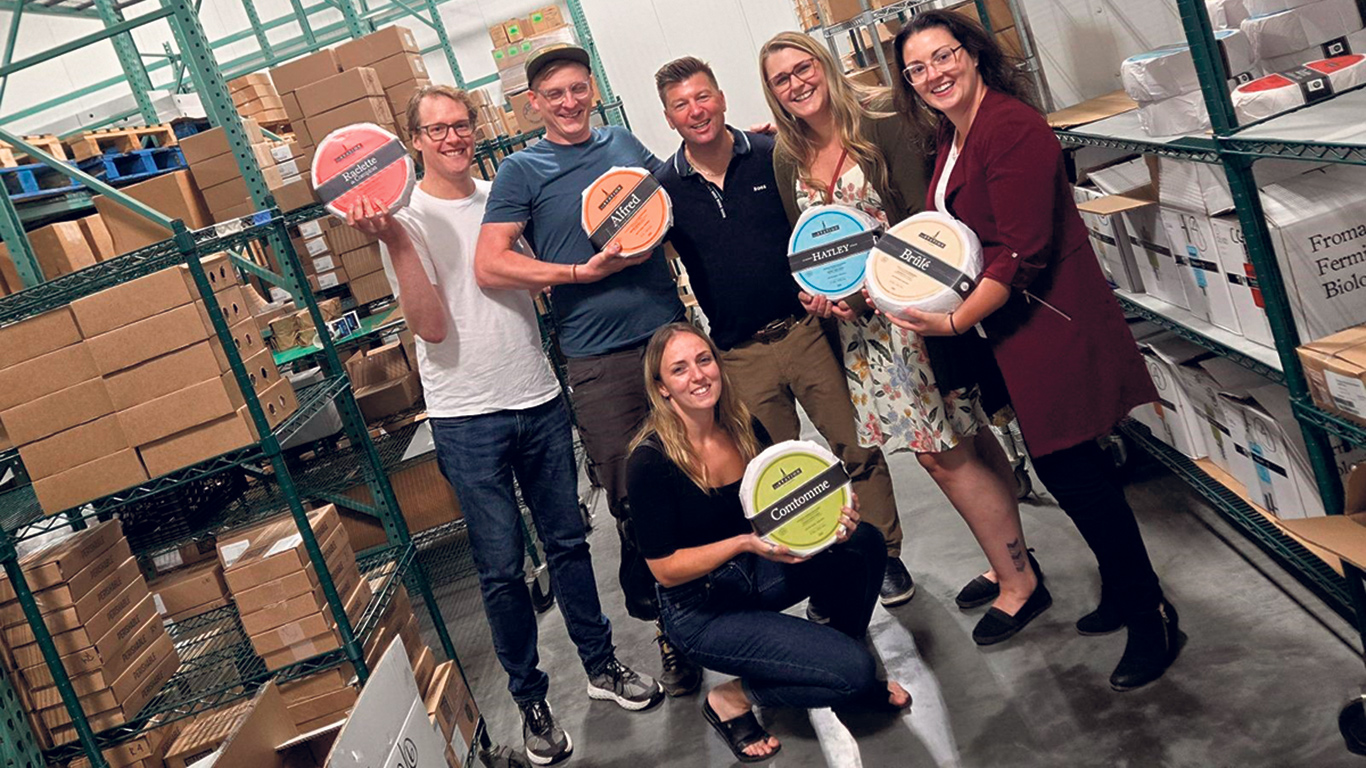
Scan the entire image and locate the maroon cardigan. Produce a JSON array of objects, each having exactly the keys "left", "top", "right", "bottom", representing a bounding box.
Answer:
[{"left": 928, "top": 88, "right": 1156, "bottom": 457}]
